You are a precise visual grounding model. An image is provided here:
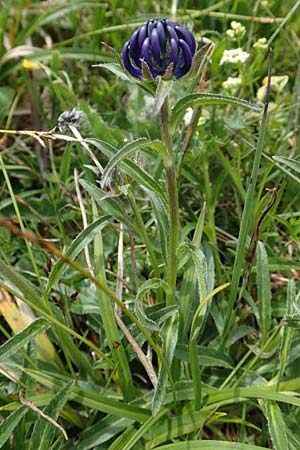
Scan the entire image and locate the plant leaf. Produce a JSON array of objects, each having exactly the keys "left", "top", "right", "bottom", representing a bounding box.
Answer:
[
  {"left": 29, "top": 380, "right": 75, "bottom": 450},
  {"left": 171, "top": 92, "right": 262, "bottom": 130},
  {"left": 257, "top": 241, "right": 271, "bottom": 342},
  {"left": 152, "top": 441, "right": 268, "bottom": 449},
  {"left": 47, "top": 216, "right": 111, "bottom": 291},
  {"left": 264, "top": 401, "right": 289, "bottom": 450},
  {"left": 100, "top": 138, "right": 167, "bottom": 187},
  {"left": 0, "top": 317, "right": 50, "bottom": 363},
  {"left": 152, "top": 313, "right": 178, "bottom": 415},
  {"left": 0, "top": 407, "right": 28, "bottom": 449}
]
